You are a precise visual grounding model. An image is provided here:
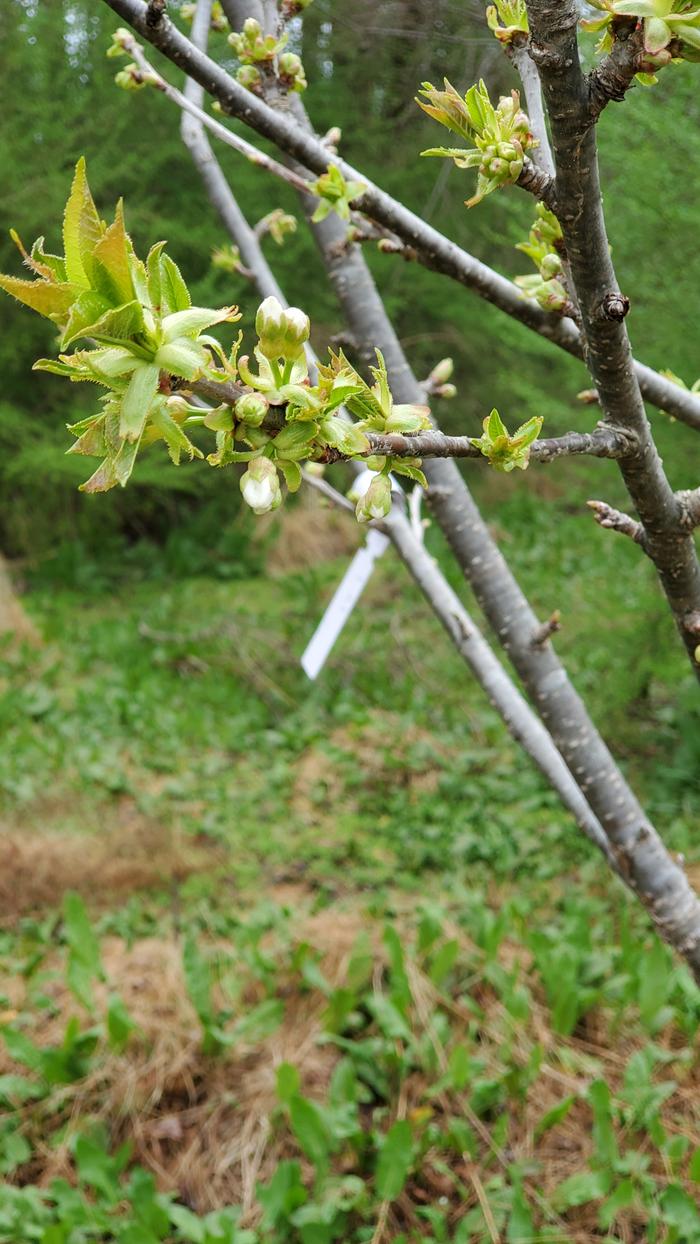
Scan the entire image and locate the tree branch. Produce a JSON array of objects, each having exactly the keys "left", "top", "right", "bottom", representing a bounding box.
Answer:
[
  {"left": 587, "top": 499, "right": 648, "bottom": 550},
  {"left": 526, "top": 0, "right": 700, "bottom": 677},
  {"left": 99, "top": 0, "right": 700, "bottom": 435},
  {"left": 363, "top": 425, "right": 632, "bottom": 463},
  {"left": 588, "top": 19, "right": 645, "bottom": 120}
]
